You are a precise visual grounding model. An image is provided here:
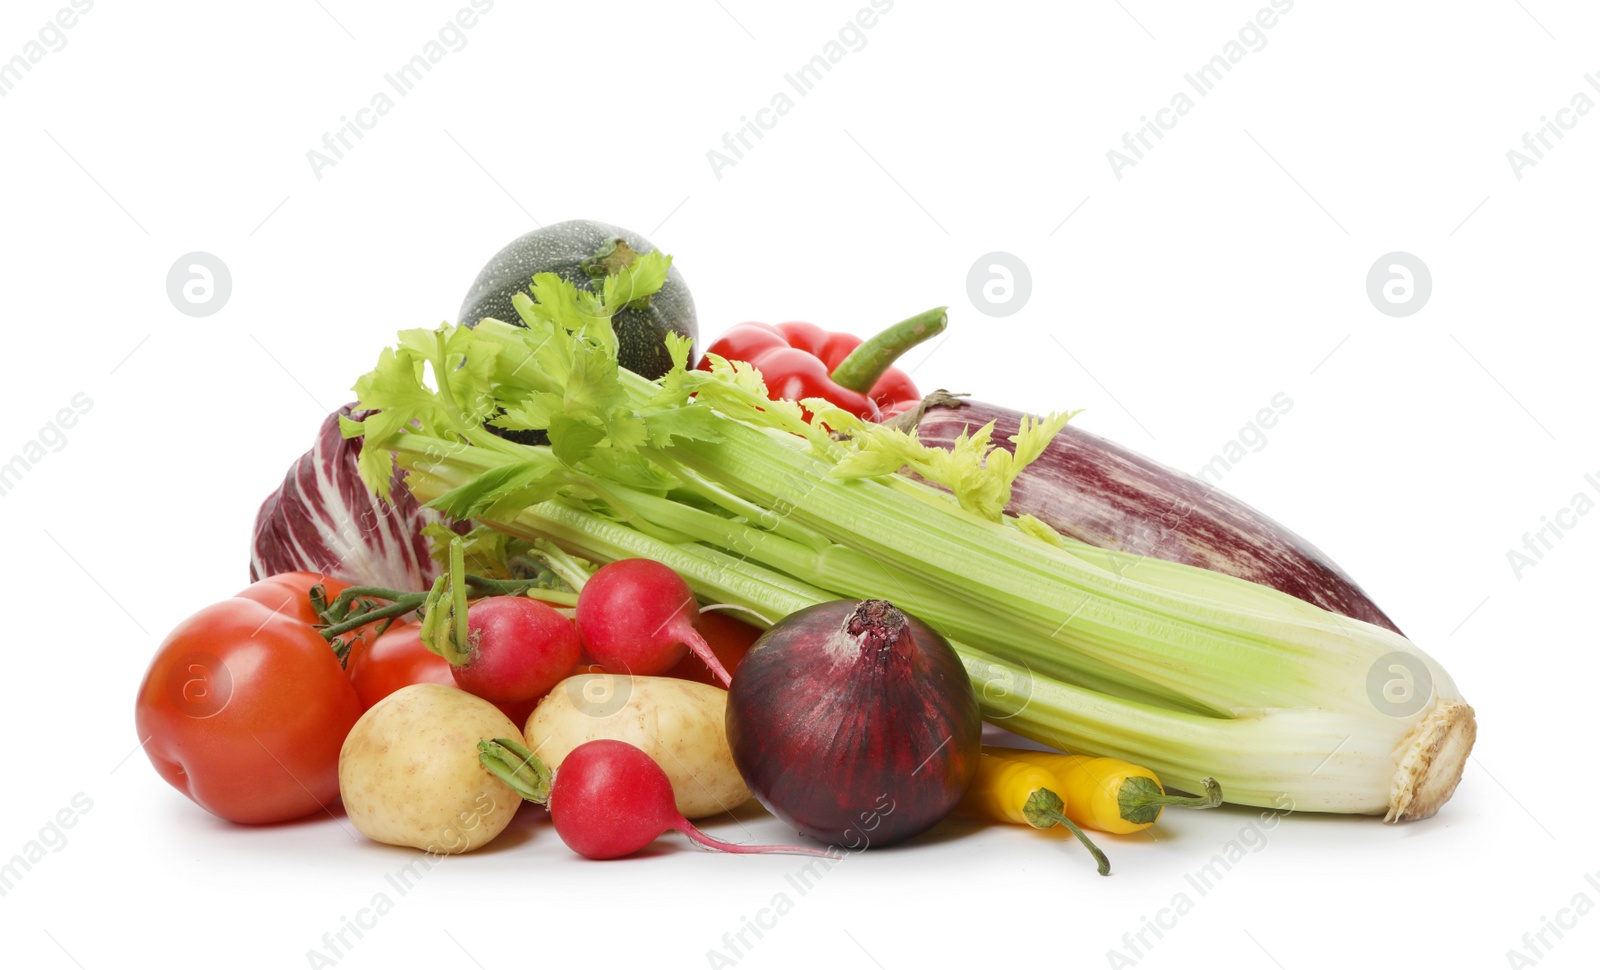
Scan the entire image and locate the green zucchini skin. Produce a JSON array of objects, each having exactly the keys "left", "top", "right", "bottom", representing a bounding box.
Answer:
[{"left": 459, "top": 219, "right": 697, "bottom": 380}]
